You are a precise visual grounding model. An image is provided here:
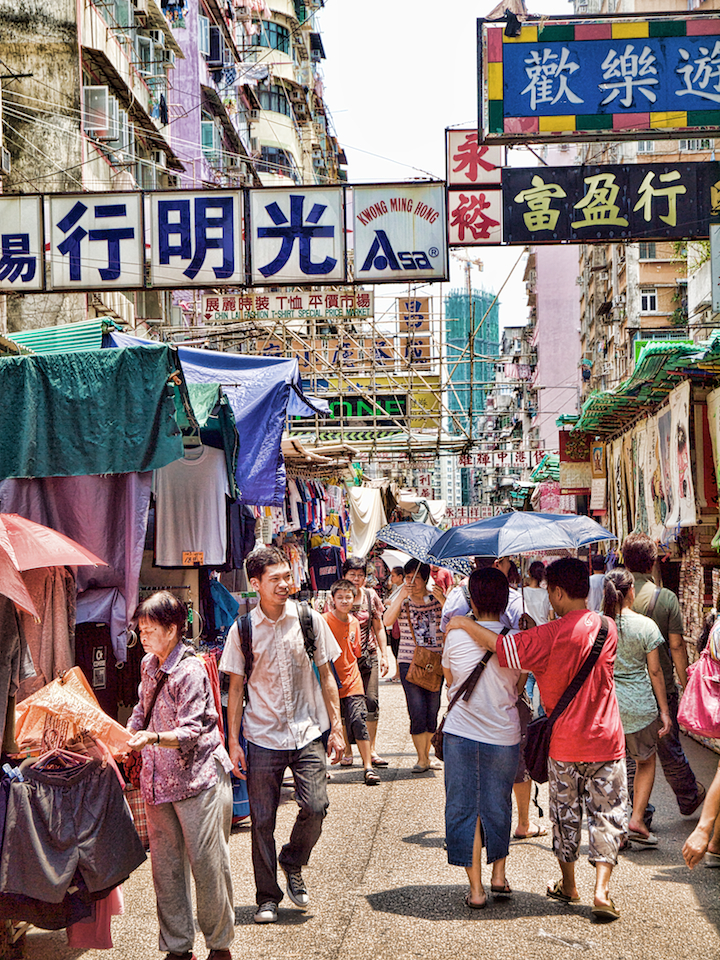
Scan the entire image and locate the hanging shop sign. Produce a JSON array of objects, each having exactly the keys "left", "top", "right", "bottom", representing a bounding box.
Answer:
[
  {"left": 201, "top": 289, "right": 374, "bottom": 322},
  {"left": 559, "top": 430, "right": 592, "bottom": 495},
  {"left": 0, "top": 183, "right": 448, "bottom": 293},
  {"left": 352, "top": 183, "right": 448, "bottom": 282},
  {"left": 446, "top": 130, "right": 504, "bottom": 246},
  {"left": 149, "top": 190, "right": 244, "bottom": 288},
  {"left": 458, "top": 449, "right": 546, "bottom": 468},
  {"left": 479, "top": 14, "right": 720, "bottom": 143},
  {"left": 328, "top": 395, "right": 407, "bottom": 425},
  {"left": 503, "top": 161, "right": 720, "bottom": 243},
  {"left": 49, "top": 193, "right": 144, "bottom": 290}
]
